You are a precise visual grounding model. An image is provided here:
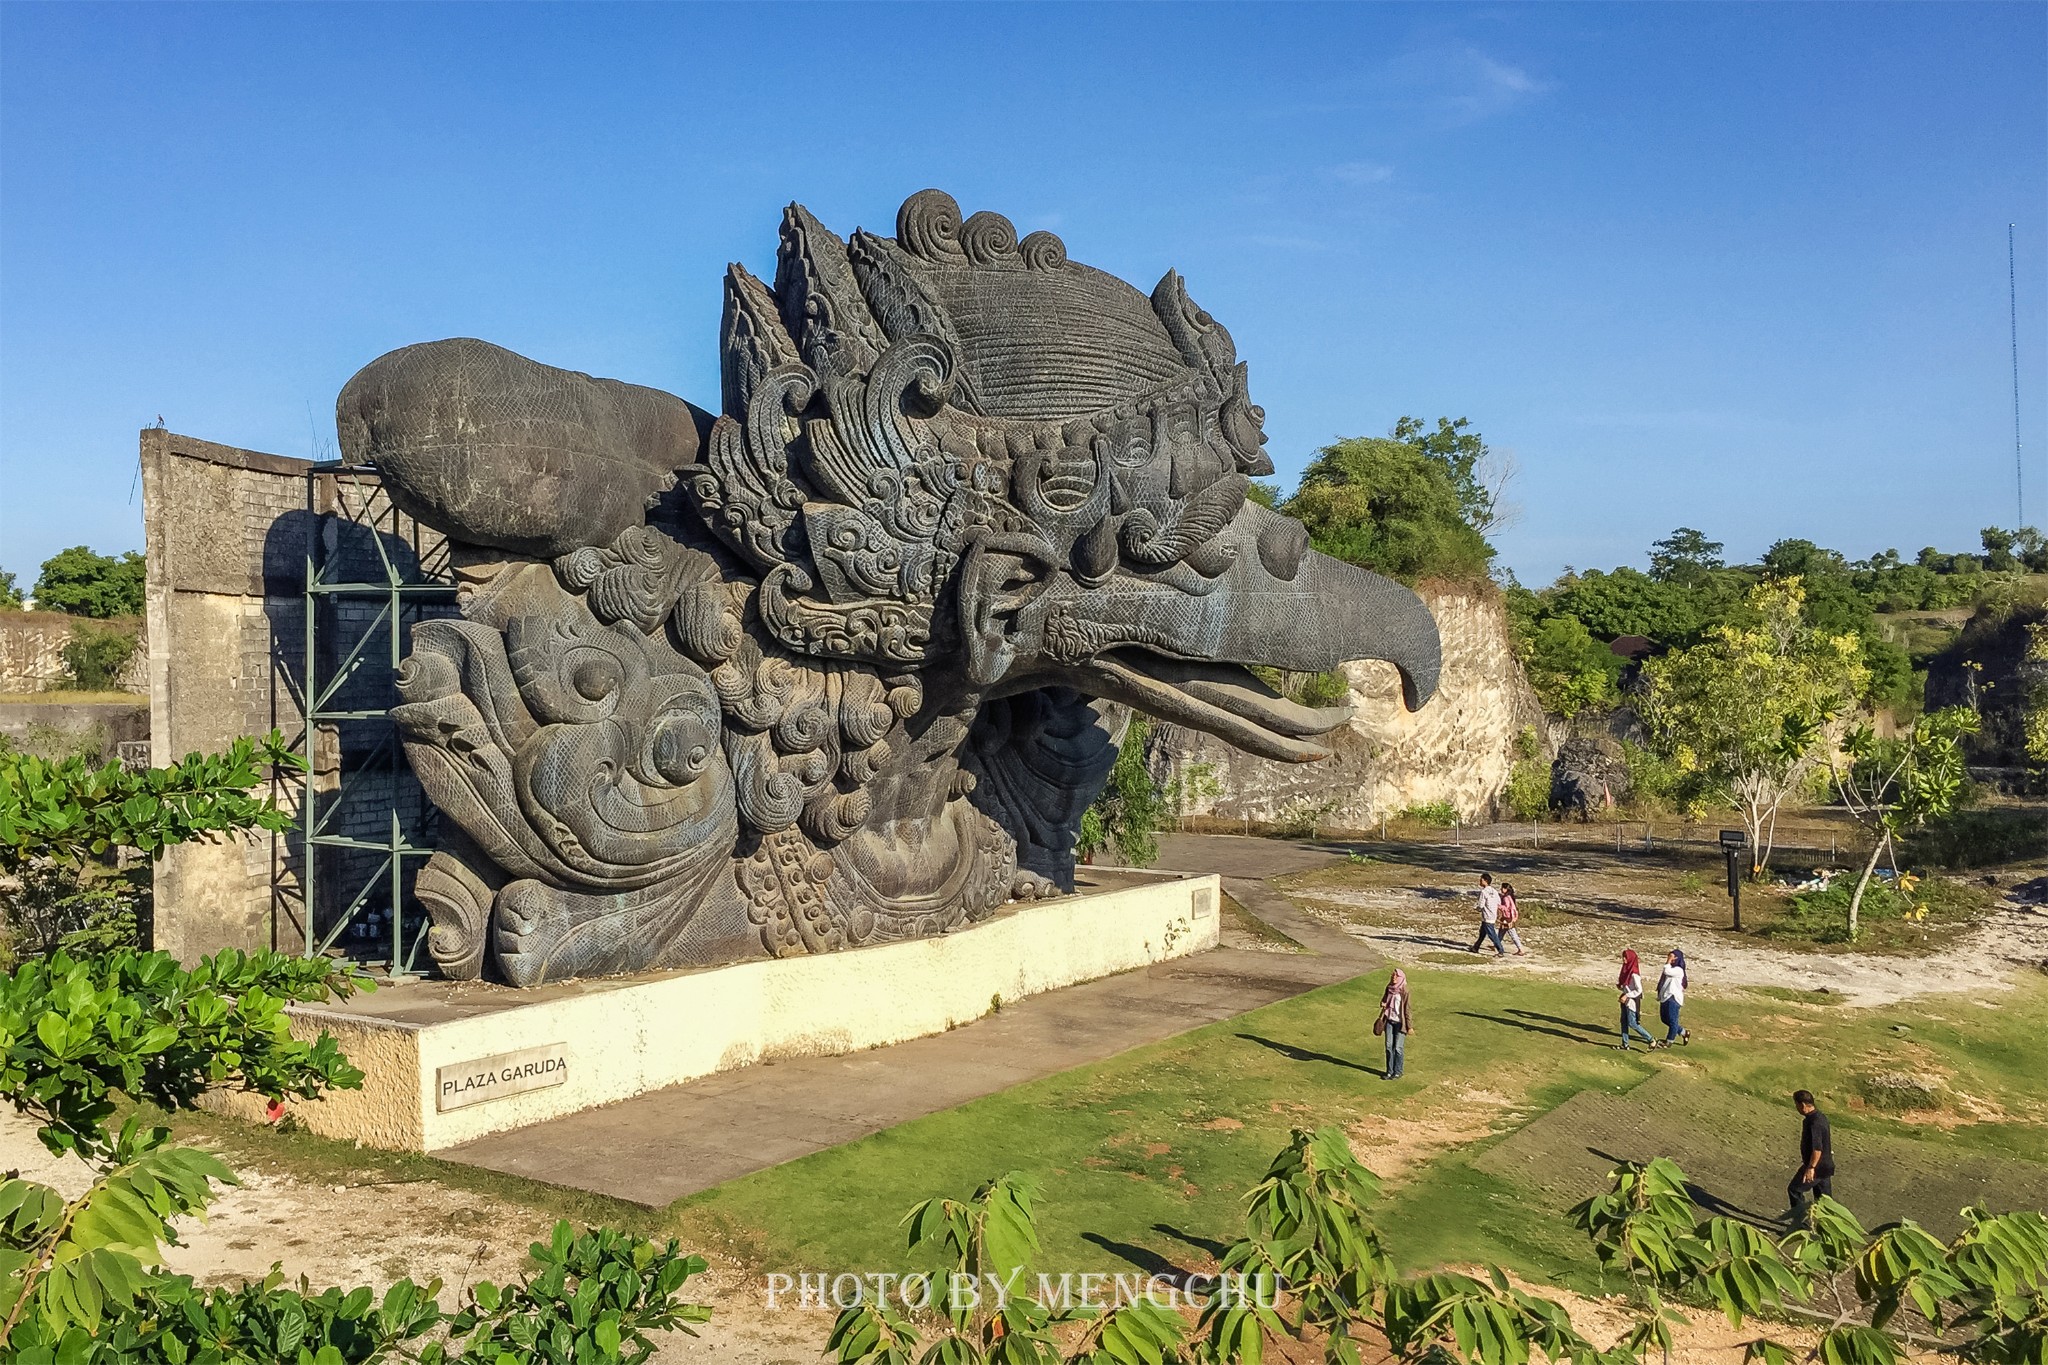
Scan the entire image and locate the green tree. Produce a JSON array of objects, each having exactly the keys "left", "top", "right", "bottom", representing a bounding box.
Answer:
[
  {"left": 0, "top": 731, "right": 300, "bottom": 875},
  {"left": 1078, "top": 714, "right": 1165, "bottom": 867},
  {"left": 1390, "top": 415, "right": 1506, "bottom": 533},
  {"left": 31, "top": 547, "right": 145, "bottom": 619},
  {"left": 0, "top": 570, "right": 23, "bottom": 610},
  {"left": 1573, "top": 1155, "right": 2047, "bottom": 1365},
  {"left": 1647, "top": 527, "right": 1724, "bottom": 585},
  {"left": 1520, "top": 615, "right": 1623, "bottom": 720},
  {"left": 1545, "top": 566, "right": 1706, "bottom": 644},
  {"left": 1285, "top": 436, "right": 1495, "bottom": 585},
  {"left": 58, "top": 621, "right": 139, "bottom": 691},
  {"left": 1829, "top": 707, "right": 1979, "bottom": 939},
  {"left": 1643, "top": 579, "right": 1867, "bottom": 877}
]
